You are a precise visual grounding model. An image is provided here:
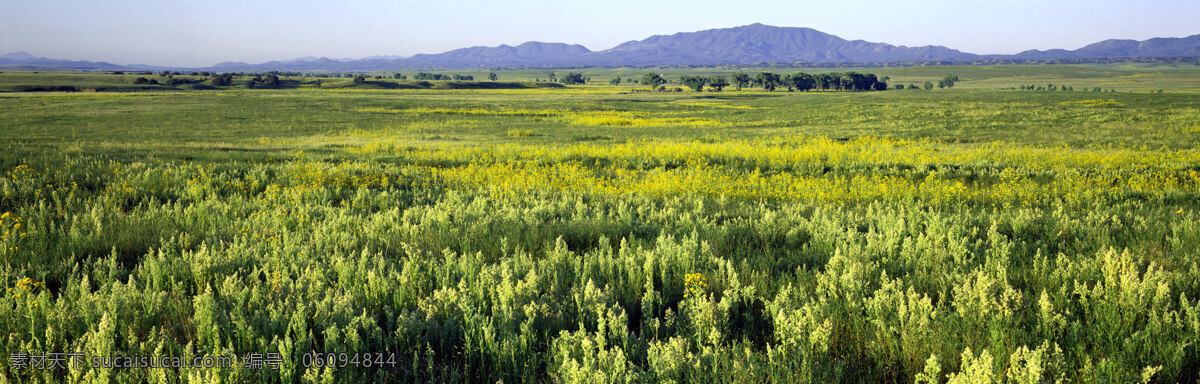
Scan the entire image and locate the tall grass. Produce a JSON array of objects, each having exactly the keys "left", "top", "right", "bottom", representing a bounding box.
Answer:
[{"left": 1, "top": 69, "right": 1199, "bottom": 382}]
